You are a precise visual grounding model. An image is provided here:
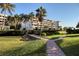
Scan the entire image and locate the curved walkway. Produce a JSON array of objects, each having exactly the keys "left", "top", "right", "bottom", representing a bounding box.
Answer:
[
  {"left": 47, "top": 40, "right": 65, "bottom": 56},
  {"left": 28, "top": 34, "right": 65, "bottom": 56}
]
